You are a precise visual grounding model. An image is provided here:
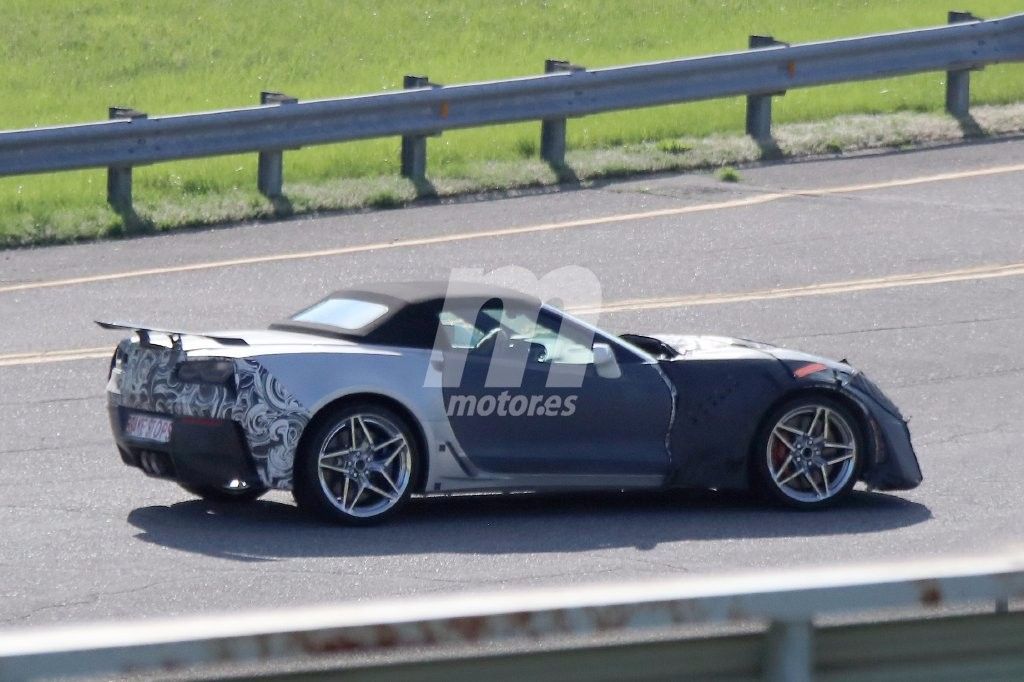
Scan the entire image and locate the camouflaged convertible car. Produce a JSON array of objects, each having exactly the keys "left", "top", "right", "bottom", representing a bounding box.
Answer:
[{"left": 102, "top": 281, "right": 922, "bottom": 524}]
